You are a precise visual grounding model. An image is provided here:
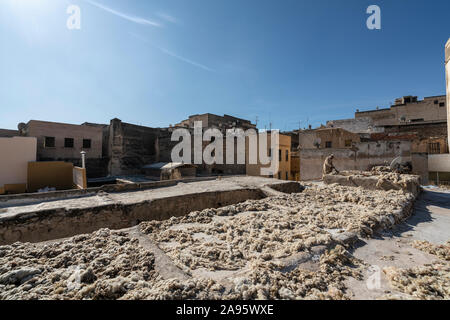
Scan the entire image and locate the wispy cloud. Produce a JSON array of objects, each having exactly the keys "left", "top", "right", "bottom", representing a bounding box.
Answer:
[
  {"left": 129, "top": 33, "right": 214, "bottom": 72},
  {"left": 85, "top": 0, "right": 161, "bottom": 27},
  {"left": 156, "top": 12, "right": 178, "bottom": 24}
]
